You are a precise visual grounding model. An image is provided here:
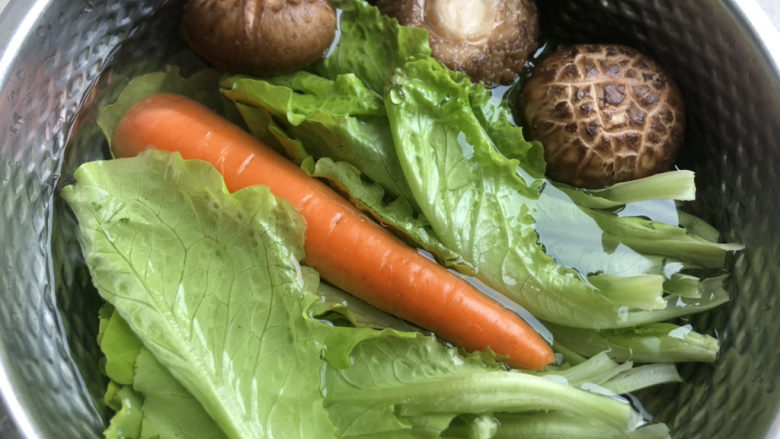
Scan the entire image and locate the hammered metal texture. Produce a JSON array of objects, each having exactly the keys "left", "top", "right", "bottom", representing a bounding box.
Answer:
[
  {"left": 0, "top": 1, "right": 177, "bottom": 437},
  {"left": 538, "top": 1, "right": 780, "bottom": 438},
  {"left": 0, "top": 0, "right": 778, "bottom": 438}
]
